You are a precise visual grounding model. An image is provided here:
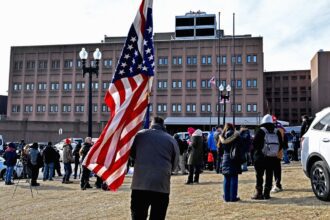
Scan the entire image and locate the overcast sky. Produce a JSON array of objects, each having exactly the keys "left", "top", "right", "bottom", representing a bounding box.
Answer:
[{"left": 1, "top": 0, "right": 329, "bottom": 95}]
